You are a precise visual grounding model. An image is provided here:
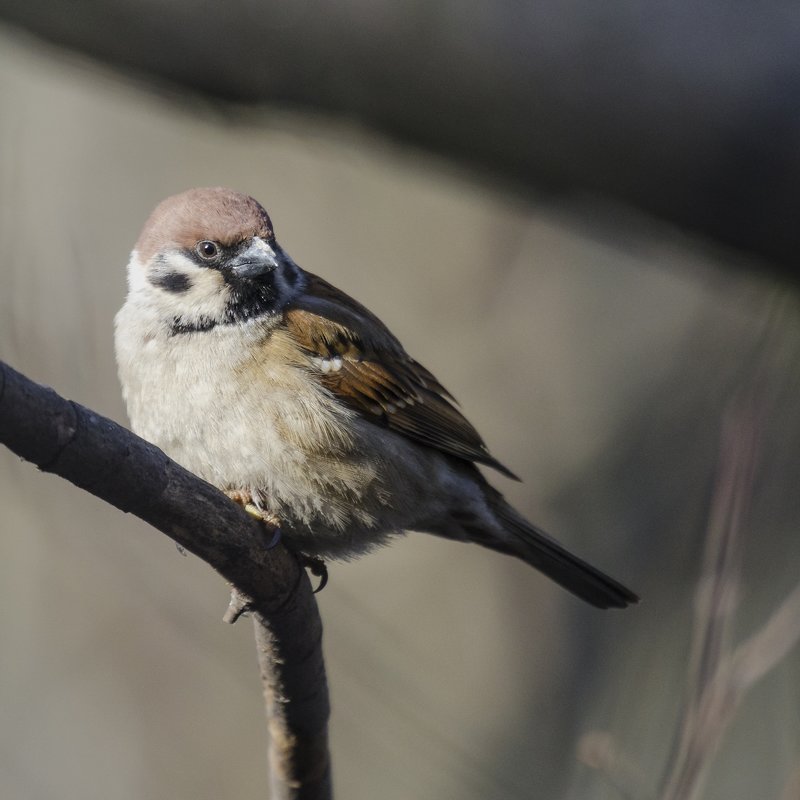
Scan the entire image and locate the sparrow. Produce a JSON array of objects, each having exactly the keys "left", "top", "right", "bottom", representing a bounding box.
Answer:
[{"left": 114, "top": 187, "right": 637, "bottom": 609}]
